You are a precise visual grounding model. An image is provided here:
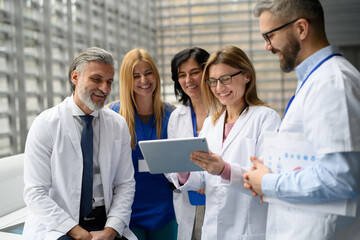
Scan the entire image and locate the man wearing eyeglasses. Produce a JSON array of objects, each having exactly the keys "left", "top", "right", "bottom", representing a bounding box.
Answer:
[{"left": 243, "top": 0, "right": 360, "bottom": 239}]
